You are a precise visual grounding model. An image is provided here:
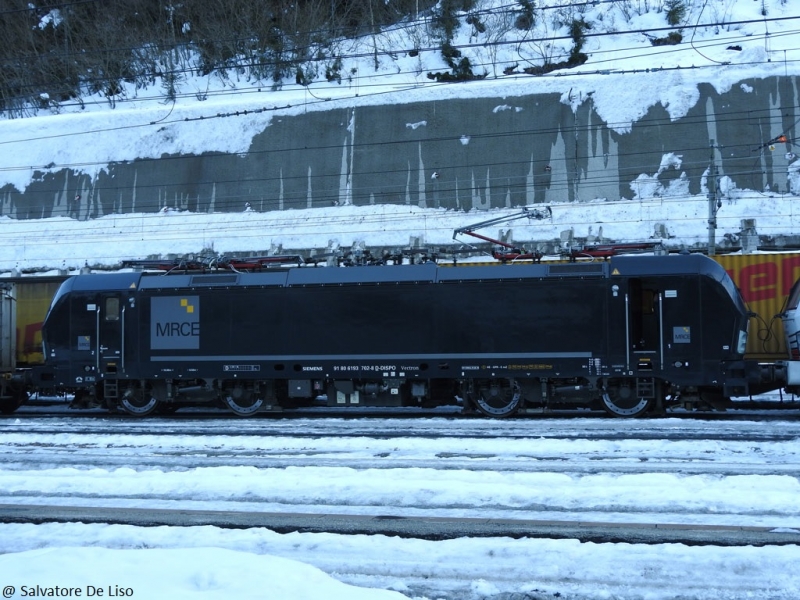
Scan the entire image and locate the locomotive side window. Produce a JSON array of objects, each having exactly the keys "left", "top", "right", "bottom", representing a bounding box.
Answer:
[{"left": 105, "top": 297, "right": 120, "bottom": 321}]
